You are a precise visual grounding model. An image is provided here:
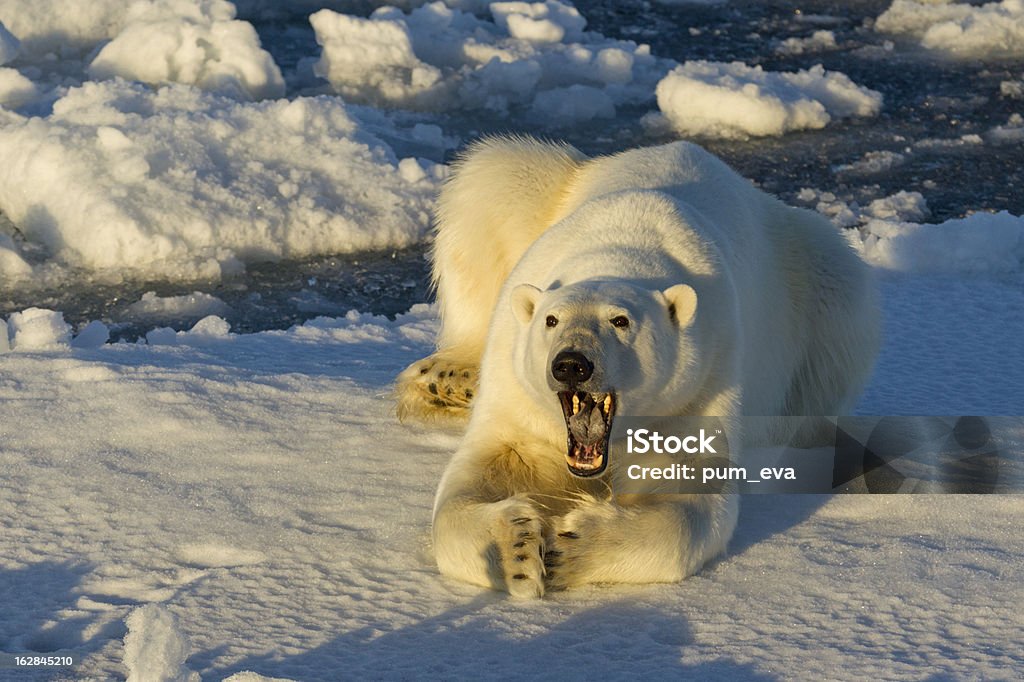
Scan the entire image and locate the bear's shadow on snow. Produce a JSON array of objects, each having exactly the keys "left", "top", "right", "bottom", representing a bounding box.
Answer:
[
  {"left": 0, "top": 560, "right": 125, "bottom": 660},
  {"left": 214, "top": 595, "right": 774, "bottom": 681},
  {"left": 729, "top": 494, "right": 830, "bottom": 556}
]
